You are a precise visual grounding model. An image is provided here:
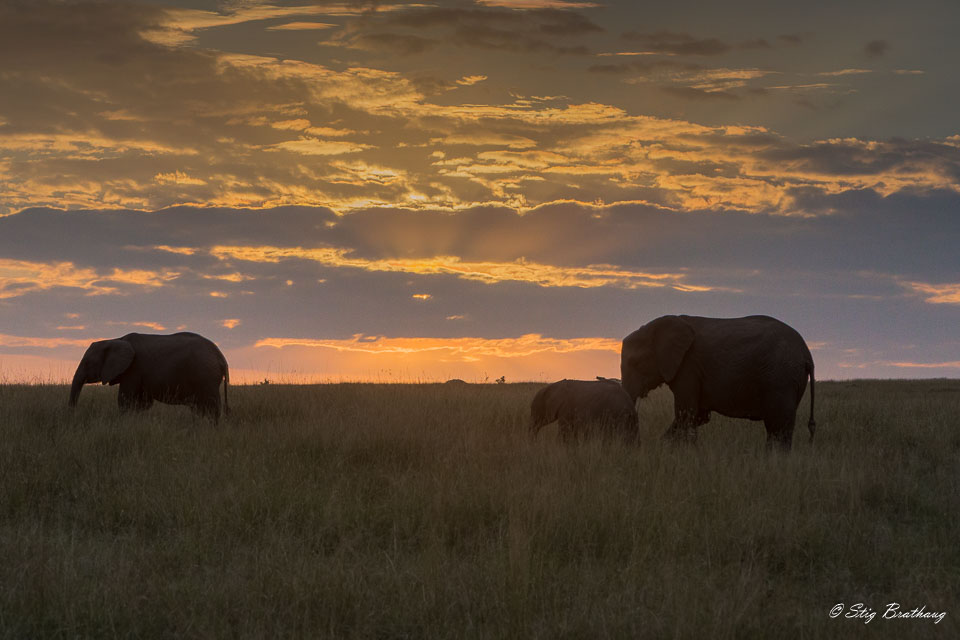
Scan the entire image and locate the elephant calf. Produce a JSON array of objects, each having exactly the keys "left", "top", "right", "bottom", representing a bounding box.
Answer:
[
  {"left": 69, "top": 332, "right": 230, "bottom": 421},
  {"left": 530, "top": 379, "right": 639, "bottom": 444}
]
